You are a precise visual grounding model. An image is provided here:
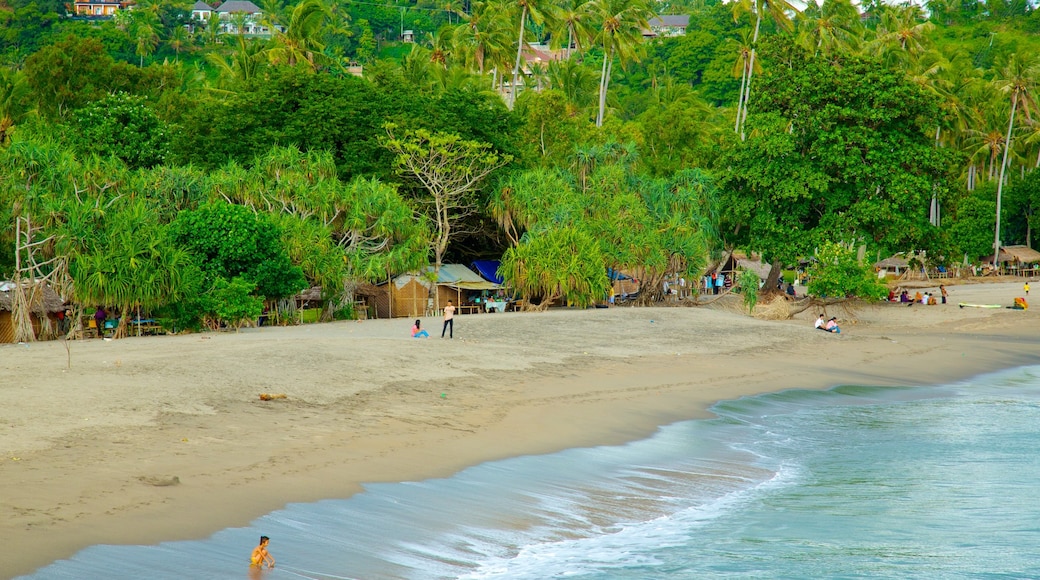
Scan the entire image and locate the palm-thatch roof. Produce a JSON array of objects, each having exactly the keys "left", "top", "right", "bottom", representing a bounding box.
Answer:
[
  {"left": 0, "top": 282, "right": 66, "bottom": 314},
  {"left": 999, "top": 245, "right": 1040, "bottom": 264}
]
